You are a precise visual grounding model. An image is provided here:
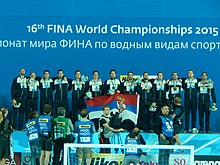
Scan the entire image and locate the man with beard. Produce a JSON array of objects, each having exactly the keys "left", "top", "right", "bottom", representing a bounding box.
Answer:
[
  {"left": 11, "top": 68, "right": 27, "bottom": 130},
  {"left": 153, "top": 104, "right": 175, "bottom": 165},
  {"left": 122, "top": 71, "right": 137, "bottom": 94},
  {"left": 104, "top": 69, "right": 121, "bottom": 95},
  {"left": 137, "top": 72, "right": 153, "bottom": 132}
]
